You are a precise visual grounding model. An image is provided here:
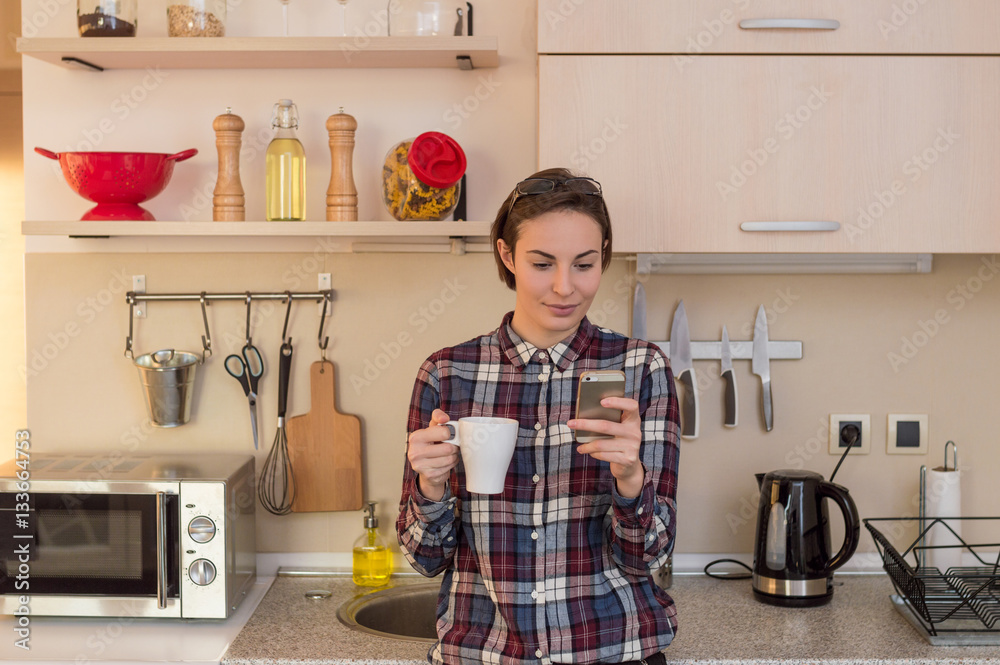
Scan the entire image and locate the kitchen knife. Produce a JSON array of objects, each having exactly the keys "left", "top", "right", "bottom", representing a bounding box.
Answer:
[
  {"left": 669, "top": 300, "right": 699, "bottom": 439},
  {"left": 632, "top": 281, "right": 647, "bottom": 340},
  {"left": 751, "top": 305, "right": 773, "bottom": 432},
  {"left": 721, "top": 326, "right": 738, "bottom": 428}
]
